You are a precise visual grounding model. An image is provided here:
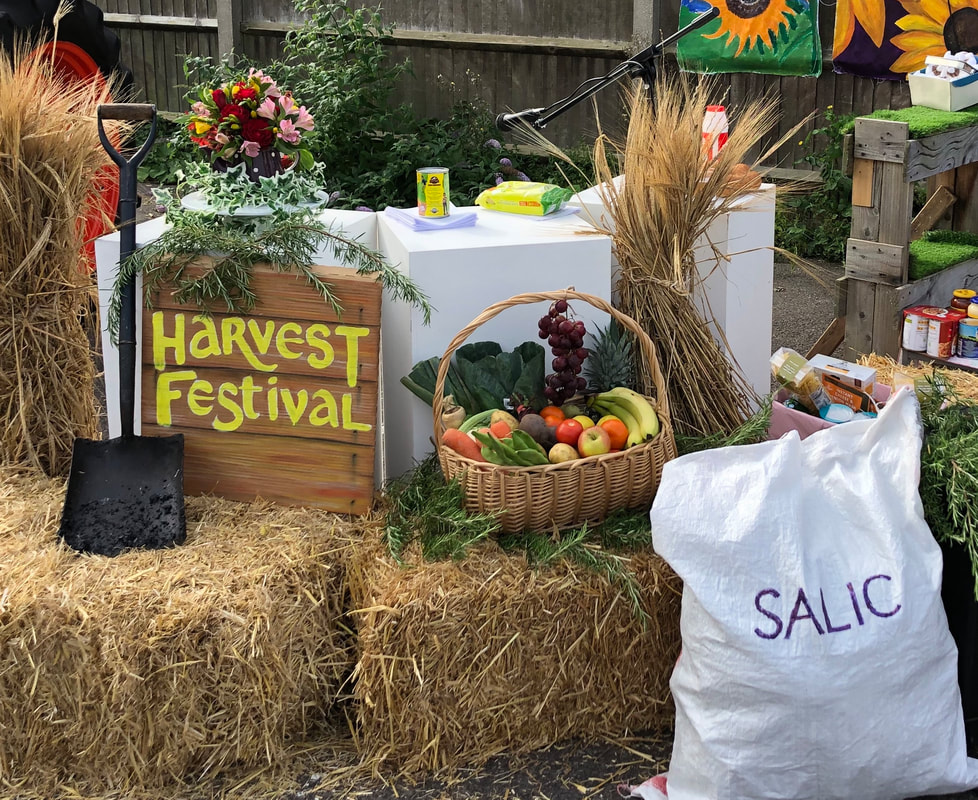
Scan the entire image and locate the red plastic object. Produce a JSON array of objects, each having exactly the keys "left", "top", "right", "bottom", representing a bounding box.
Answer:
[{"left": 33, "top": 41, "right": 120, "bottom": 272}]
